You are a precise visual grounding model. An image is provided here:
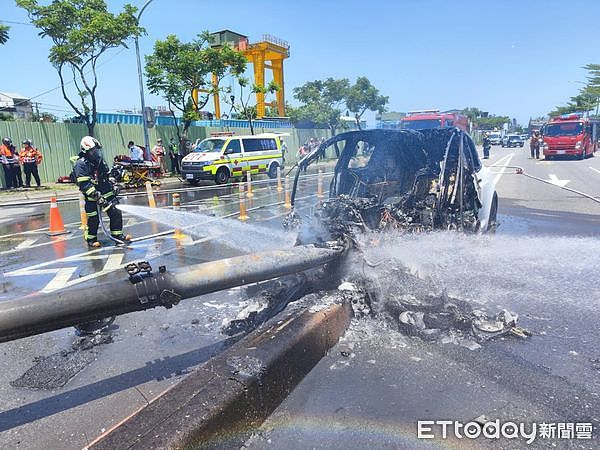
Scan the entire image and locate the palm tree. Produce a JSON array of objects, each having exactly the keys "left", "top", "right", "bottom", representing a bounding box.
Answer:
[{"left": 0, "top": 24, "right": 9, "bottom": 45}]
